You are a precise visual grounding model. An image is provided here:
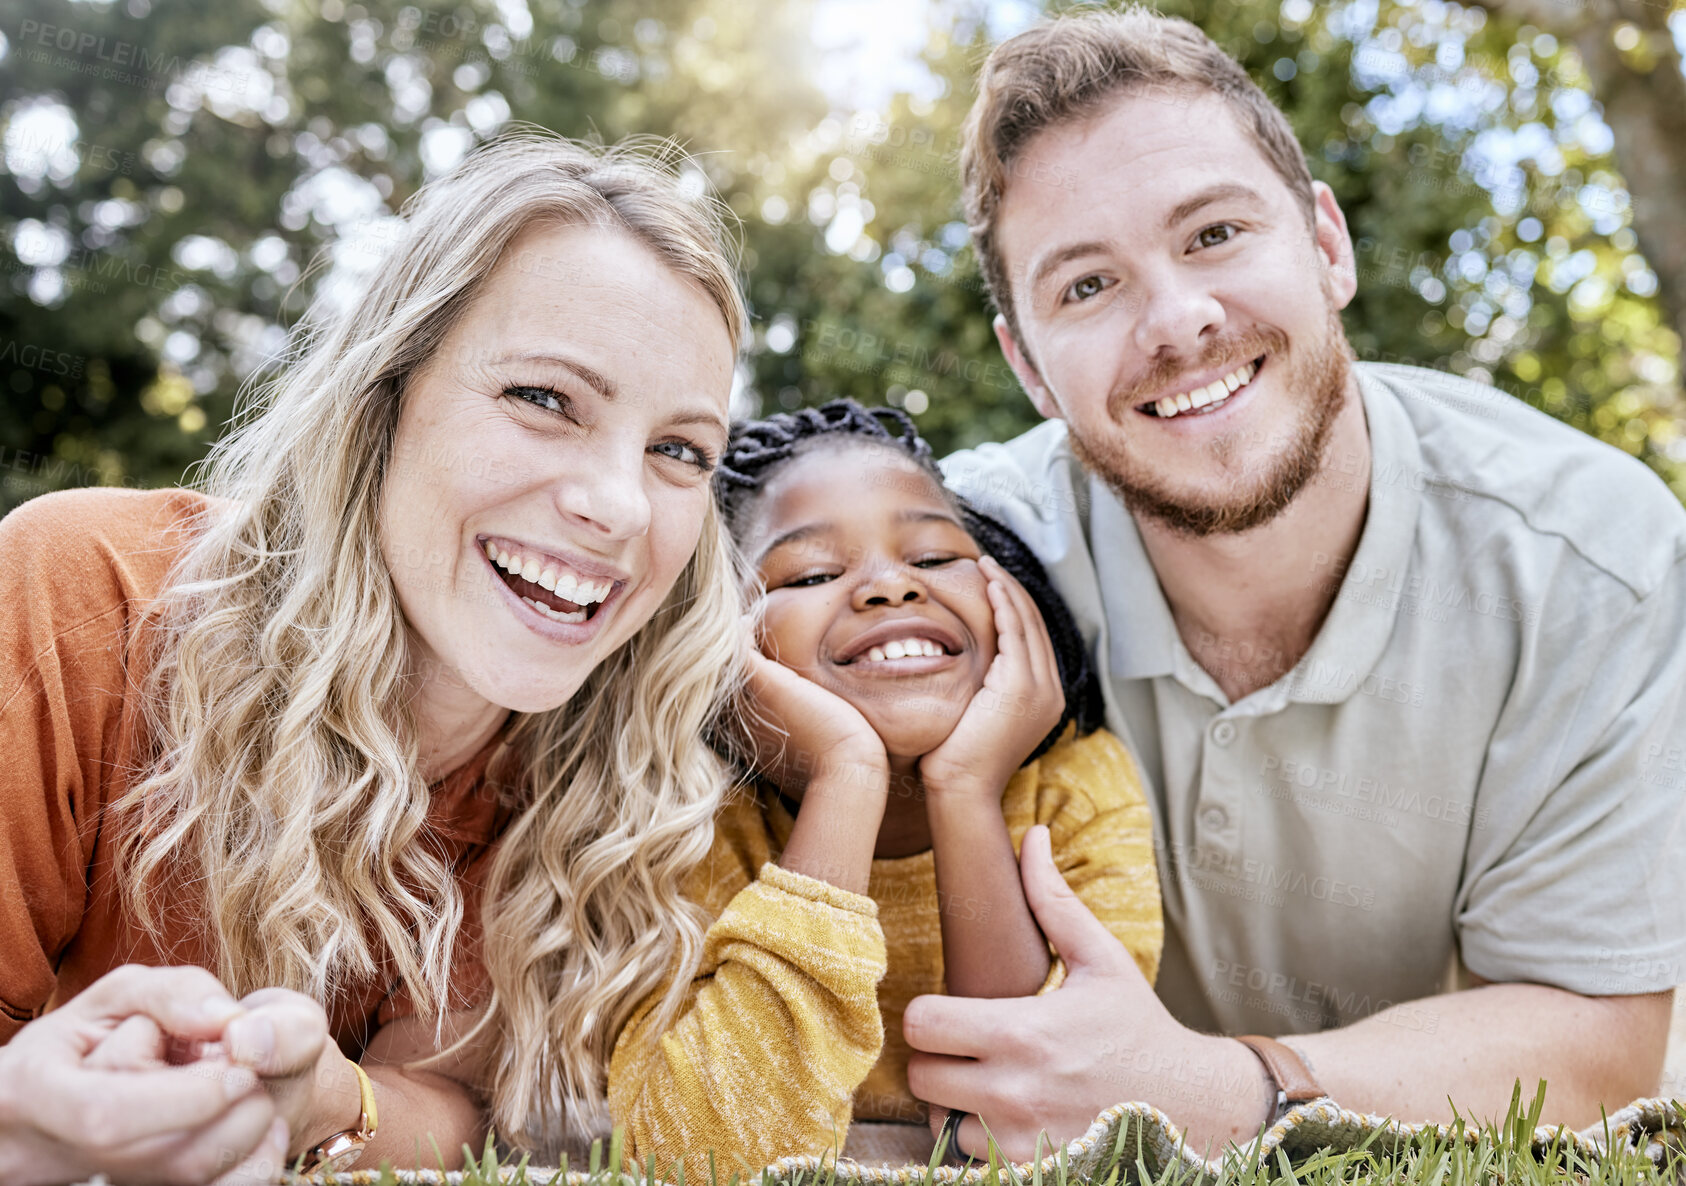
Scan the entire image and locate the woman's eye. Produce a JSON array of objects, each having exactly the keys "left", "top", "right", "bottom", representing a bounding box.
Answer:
[
  {"left": 651, "top": 439, "right": 715, "bottom": 470},
  {"left": 1194, "top": 223, "right": 1237, "bottom": 250},
  {"left": 1063, "top": 275, "right": 1111, "bottom": 303},
  {"left": 507, "top": 385, "right": 569, "bottom": 414},
  {"left": 912, "top": 555, "right": 958, "bottom": 569},
  {"left": 784, "top": 572, "right": 835, "bottom": 588}
]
